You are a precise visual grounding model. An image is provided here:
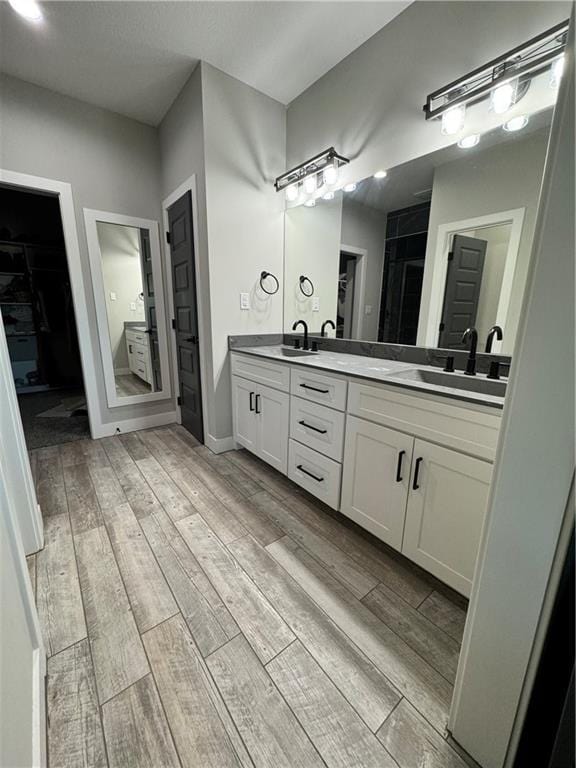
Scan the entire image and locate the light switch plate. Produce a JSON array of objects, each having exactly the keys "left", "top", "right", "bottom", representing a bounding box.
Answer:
[
  {"left": 240, "top": 292, "right": 250, "bottom": 310},
  {"left": 110, "top": 292, "right": 117, "bottom": 301},
  {"left": 130, "top": 302, "right": 136, "bottom": 311},
  {"left": 365, "top": 304, "right": 372, "bottom": 315},
  {"left": 312, "top": 297, "right": 320, "bottom": 312}
]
